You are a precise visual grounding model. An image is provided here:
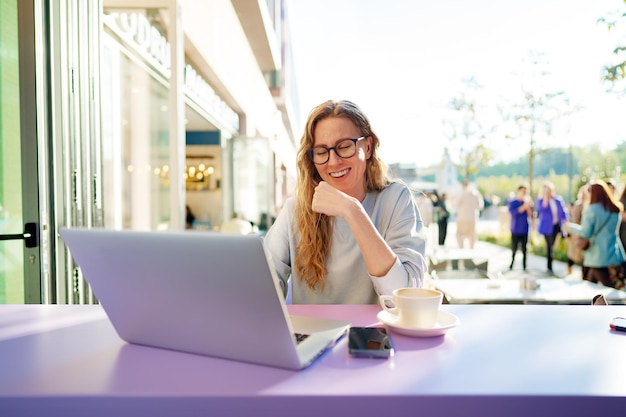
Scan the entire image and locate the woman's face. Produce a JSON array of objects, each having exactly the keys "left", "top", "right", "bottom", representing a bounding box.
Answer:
[{"left": 312, "top": 116, "right": 372, "bottom": 200}]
